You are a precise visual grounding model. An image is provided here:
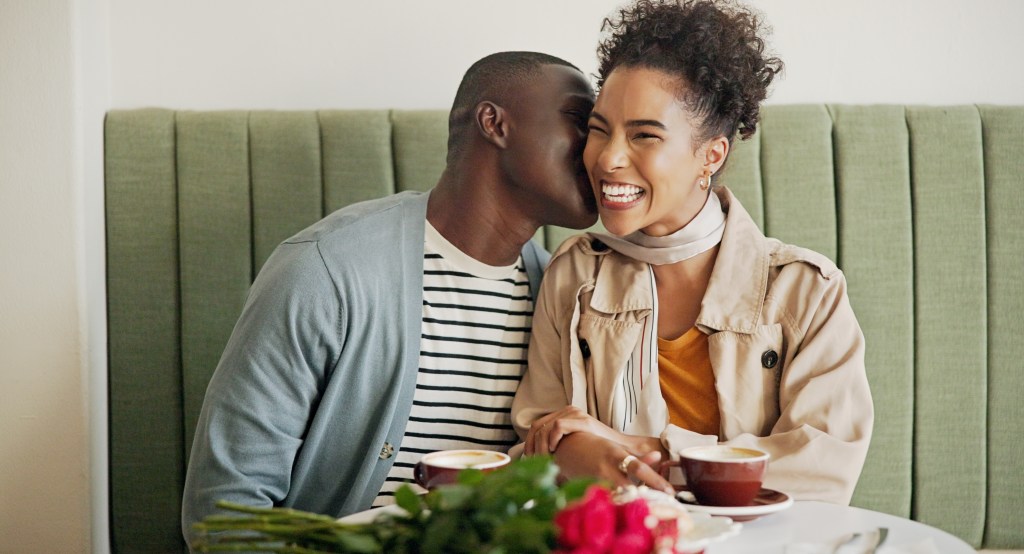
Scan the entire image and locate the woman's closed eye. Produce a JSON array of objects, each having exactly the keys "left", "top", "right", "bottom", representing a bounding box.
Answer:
[{"left": 632, "top": 132, "right": 662, "bottom": 143}]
